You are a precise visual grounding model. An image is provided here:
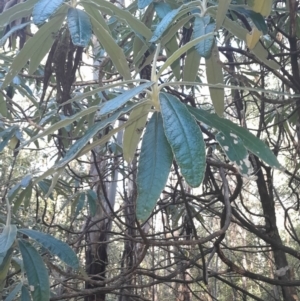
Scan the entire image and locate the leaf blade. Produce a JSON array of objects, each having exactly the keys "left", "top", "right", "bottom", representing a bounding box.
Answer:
[
  {"left": 18, "top": 240, "right": 50, "bottom": 301},
  {"left": 0, "top": 225, "right": 17, "bottom": 254},
  {"left": 67, "top": 8, "right": 92, "bottom": 47},
  {"left": 33, "top": 0, "right": 65, "bottom": 25},
  {"left": 136, "top": 112, "right": 173, "bottom": 221},
  {"left": 187, "top": 106, "right": 281, "bottom": 168},
  {"left": 159, "top": 93, "right": 206, "bottom": 187}
]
